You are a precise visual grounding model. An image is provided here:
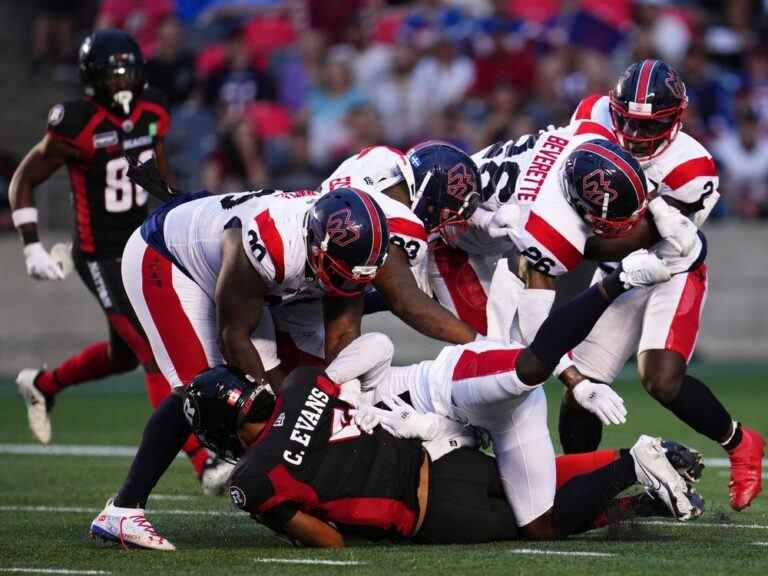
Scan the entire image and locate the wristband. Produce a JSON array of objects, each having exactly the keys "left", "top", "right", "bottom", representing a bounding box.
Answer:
[
  {"left": 12, "top": 207, "right": 38, "bottom": 228},
  {"left": 553, "top": 354, "right": 574, "bottom": 378}
]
